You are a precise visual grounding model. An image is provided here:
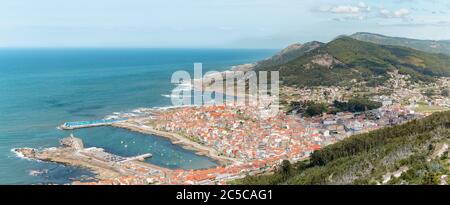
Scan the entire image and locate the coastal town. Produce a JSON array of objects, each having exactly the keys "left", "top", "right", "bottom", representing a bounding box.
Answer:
[{"left": 15, "top": 71, "right": 450, "bottom": 185}]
